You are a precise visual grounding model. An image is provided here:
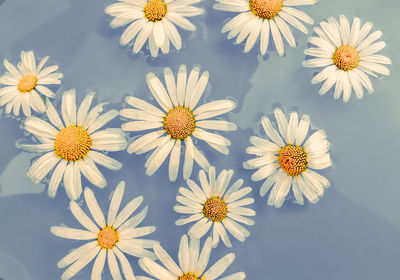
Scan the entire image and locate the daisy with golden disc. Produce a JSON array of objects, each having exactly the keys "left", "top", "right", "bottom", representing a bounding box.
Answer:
[
  {"left": 214, "top": 0, "right": 317, "bottom": 56},
  {"left": 120, "top": 65, "right": 237, "bottom": 182},
  {"left": 0, "top": 50, "right": 62, "bottom": 116},
  {"left": 303, "top": 15, "right": 392, "bottom": 102},
  {"left": 139, "top": 235, "right": 246, "bottom": 280},
  {"left": 105, "top": 0, "right": 204, "bottom": 57},
  {"left": 19, "top": 89, "right": 127, "bottom": 200},
  {"left": 51, "top": 182, "right": 158, "bottom": 279},
  {"left": 174, "top": 166, "right": 255, "bottom": 248},
  {"left": 244, "top": 108, "right": 332, "bottom": 207}
]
